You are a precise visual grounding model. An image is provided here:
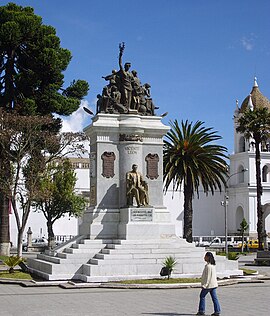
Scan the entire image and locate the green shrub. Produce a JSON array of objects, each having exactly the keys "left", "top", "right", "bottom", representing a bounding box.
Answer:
[
  {"left": 4, "top": 256, "right": 24, "bottom": 273},
  {"left": 227, "top": 252, "right": 240, "bottom": 260},
  {"left": 216, "top": 252, "right": 240, "bottom": 260},
  {"left": 161, "top": 256, "right": 177, "bottom": 279}
]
